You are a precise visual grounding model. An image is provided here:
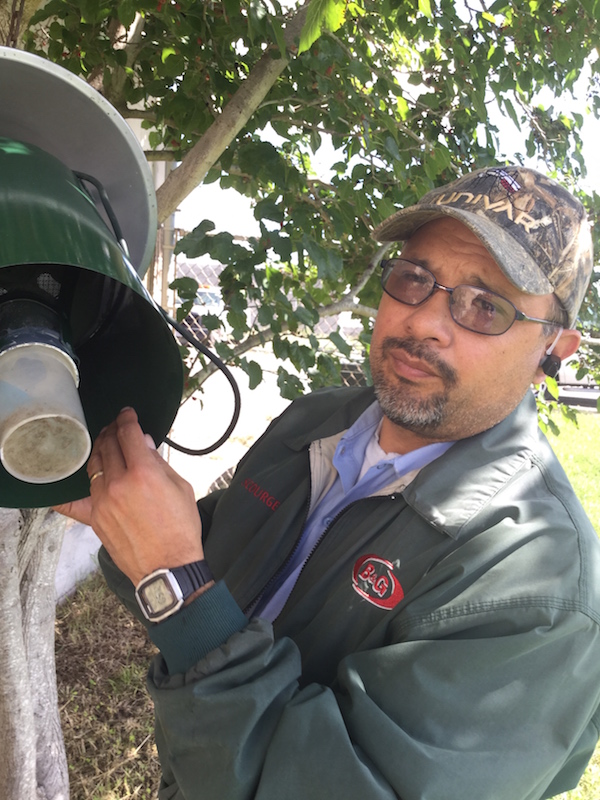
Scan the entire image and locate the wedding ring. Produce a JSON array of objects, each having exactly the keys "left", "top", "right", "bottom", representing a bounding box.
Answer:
[{"left": 89, "top": 470, "right": 104, "bottom": 484}]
